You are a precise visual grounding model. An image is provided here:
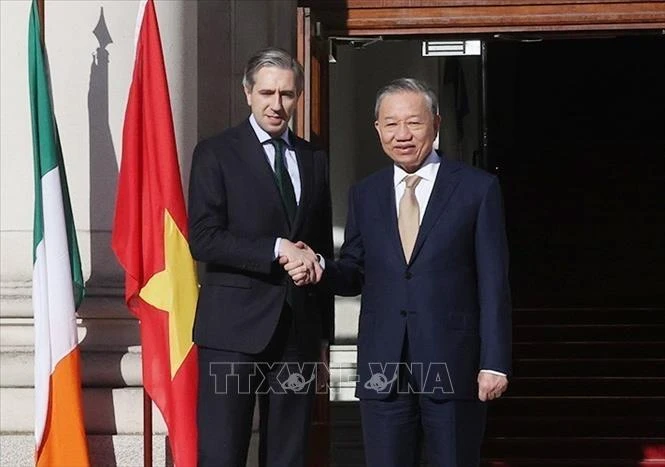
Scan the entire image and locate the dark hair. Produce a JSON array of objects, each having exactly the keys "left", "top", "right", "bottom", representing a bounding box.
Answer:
[{"left": 242, "top": 47, "right": 304, "bottom": 94}]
